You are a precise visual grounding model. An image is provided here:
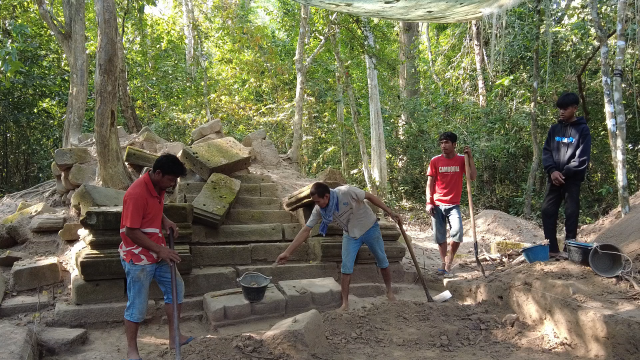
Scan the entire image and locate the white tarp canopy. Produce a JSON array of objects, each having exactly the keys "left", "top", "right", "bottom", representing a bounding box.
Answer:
[{"left": 296, "top": 0, "right": 520, "bottom": 22}]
